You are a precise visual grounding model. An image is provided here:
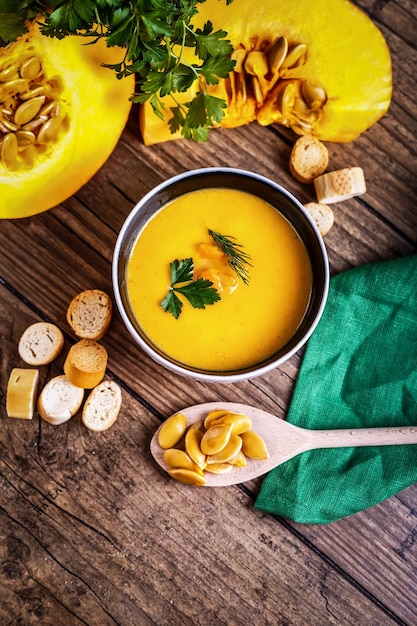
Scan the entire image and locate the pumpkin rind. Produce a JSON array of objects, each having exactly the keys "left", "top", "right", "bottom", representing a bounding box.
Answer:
[
  {"left": 140, "top": 0, "right": 392, "bottom": 144},
  {"left": 0, "top": 23, "right": 135, "bottom": 219}
]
